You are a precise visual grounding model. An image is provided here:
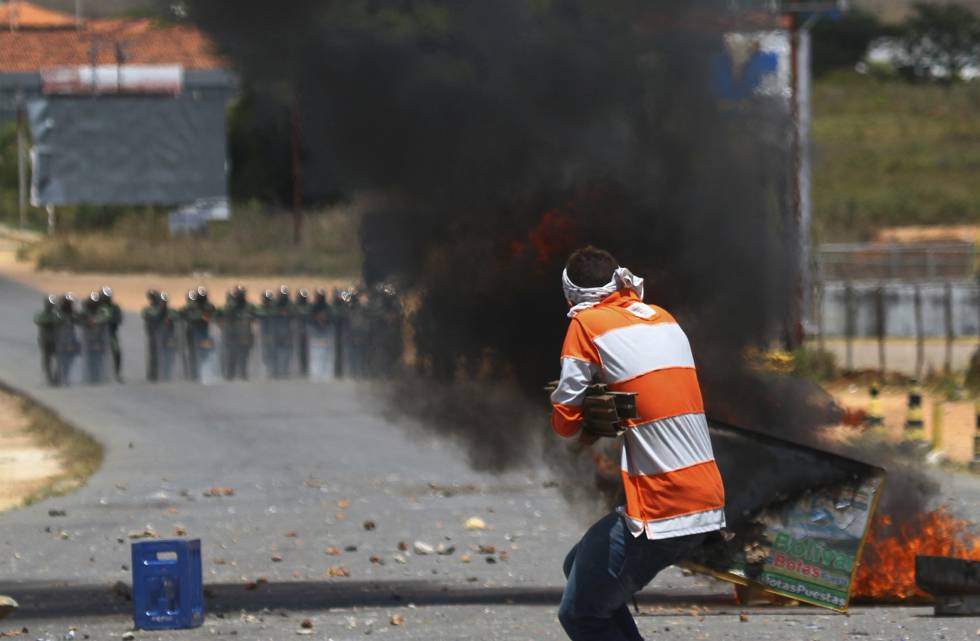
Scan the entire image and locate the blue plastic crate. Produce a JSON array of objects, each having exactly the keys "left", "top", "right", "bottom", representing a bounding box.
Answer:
[{"left": 131, "top": 539, "right": 204, "bottom": 630}]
